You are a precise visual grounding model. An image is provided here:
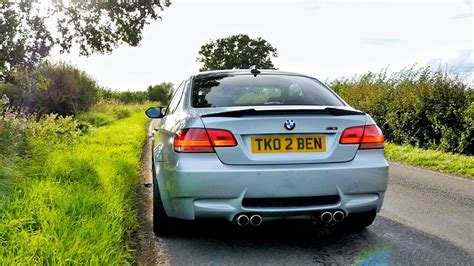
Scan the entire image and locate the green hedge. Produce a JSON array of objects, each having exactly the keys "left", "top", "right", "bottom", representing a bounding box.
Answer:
[
  {"left": 3, "top": 63, "right": 99, "bottom": 116},
  {"left": 1, "top": 62, "right": 173, "bottom": 116},
  {"left": 330, "top": 67, "right": 473, "bottom": 155}
]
